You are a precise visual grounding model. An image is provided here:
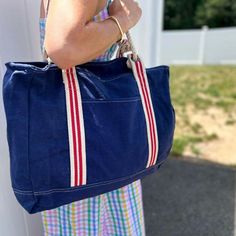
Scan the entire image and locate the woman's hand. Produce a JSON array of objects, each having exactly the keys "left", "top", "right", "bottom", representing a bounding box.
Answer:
[{"left": 108, "top": 0, "right": 142, "bottom": 33}]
